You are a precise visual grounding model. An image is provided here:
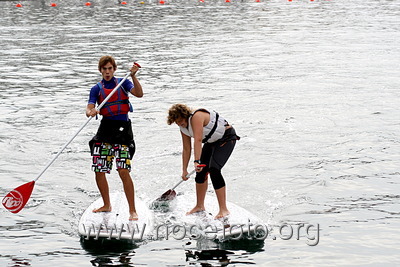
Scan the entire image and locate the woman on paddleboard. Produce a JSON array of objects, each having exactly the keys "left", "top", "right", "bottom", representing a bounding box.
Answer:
[
  {"left": 86, "top": 55, "right": 143, "bottom": 221},
  {"left": 167, "top": 104, "right": 239, "bottom": 221}
]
